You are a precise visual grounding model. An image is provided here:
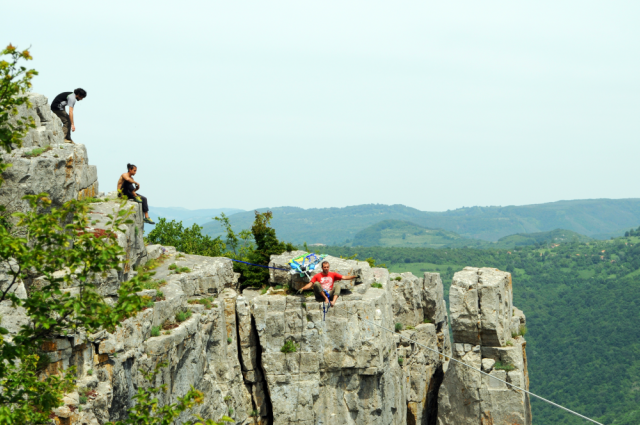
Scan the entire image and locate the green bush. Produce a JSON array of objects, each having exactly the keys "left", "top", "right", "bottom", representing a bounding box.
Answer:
[
  {"left": 423, "top": 318, "right": 432, "bottom": 324},
  {"left": 395, "top": 323, "right": 403, "bottom": 332},
  {"left": 494, "top": 361, "right": 516, "bottom": 371},
  {"left": 280, "top": 340, "right": 299, "bottom": 353},
  {"left": 250, "top": 409, "right": 258, "bottom": 417},
  {"left": 87, "top": 369, "right": 93, "bottom": 376},
  {"left": 398, "top": 357, "right": 404, "bottom": 366},
  {"left": 365, "top": 257, "right": 386, "bottom": 268},
  {"left": 227, "top": 337, "right": 232, "bottom": 344},
  {"left": 175, "top": 310, "right": 192, "bottom": 323},
  {"left": 371, "top": 282, "right": 383, "bottom": 289},
  {"left": 168, "top": 263, "right": 177, "bottom": 270},
  {"left": 217, "top": 211, "right": 295, "bottom": 288},
  {"left": 22, "top": 145, "right": 52, "bottom": 158},
  {"left": 147, "top": 219, "right": 226, "bottom": 257},
  {"left": 151, "top": 326, "right": 161, "bottom": 337},
  {"left": 394, "top": 276, "right": 402, "bottom": 281},
  {"left": 518, "top": 325, "right": 527, "bottom": 337},
  {"left": 140, "top": 279, "right": 162, "bottom": 290},
  {"left": 79, "top": 395, "right": 88, "bottom": 405},
  {"left": 188, "top": 297, "right": 215, "bottom": 309}
]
